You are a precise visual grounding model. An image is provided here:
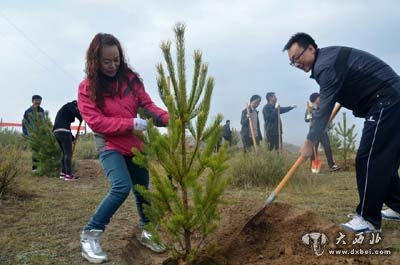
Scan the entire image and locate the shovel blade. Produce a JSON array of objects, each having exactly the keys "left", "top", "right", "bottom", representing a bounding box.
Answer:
[{"left": 311, "top": 159, "right": 322, "bottom": 173}]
